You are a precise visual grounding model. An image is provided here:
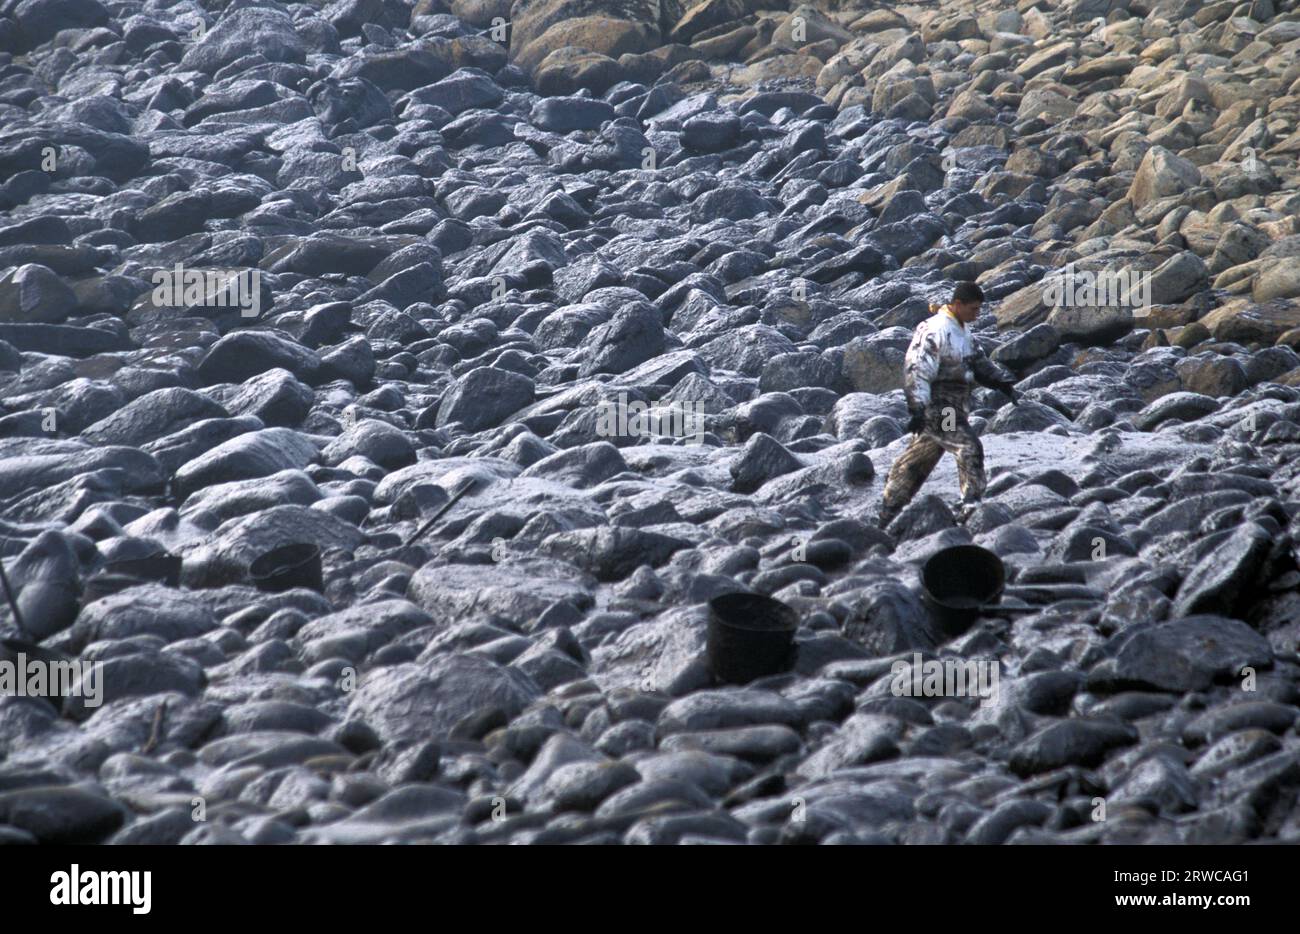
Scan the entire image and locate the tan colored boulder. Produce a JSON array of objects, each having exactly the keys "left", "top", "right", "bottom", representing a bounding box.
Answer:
[
  {"left": 732, "top": 53, "right": 821, "bottom": 85},
  {"left": 871, "top": 59, "right": 935, "bottom": 113},
  {"left": 450, "top": 0, "right": 512, "bottom": 28},
  {"left": 862, "top": 33, "right": 925, "bottom": 78},
  {"left": 670, "top": 0, "right": 752, "bottom": 44},
  {"left": 772, "top": 4, "right": 851, "bottom": 48},
  {"left": 1046, "top": 304, "right": 1135, "bottom": 345},
  {"left": 1175, "top": 354, "right": 1248, "bottom": 397},
  {"left": 840, "top": 338, "right": 904, "bottom": 393},
  {"left": 994, "top": 279, "right": 1052, "bottom": 330},
  {"left": 1016, "top": 87, "right": 1077, "bottom": 122},
  {"left": 1062, "top": 53, "right": 1136, "bottom": 85},
  {"left": 1127, "top": 146, "right": 1202, "bottom": 209},
  {"left": 1140, "top": 36, "right": 1177, "bottom": 63},
  {"left": 850, "top": 10, "right": 909, "bottom": 33},
  {"left": 534, "top": 47, "right": 624, "bottom": 95},
  {"left": 920, "top": 13, "right": 981, "bottom": 43},
  {"left": 619, "top": 43, "right": 700, "bottom": 83},
  {"left": 1022, "top": 8, "right": 1053, "bottom": 39},
  {"left": 1014, "top": 40, "right": 1076, "bottom": 80},
  {"left": 815, "top": 37, "right": 878, "bottom": 91},
  {"left": 946, "top": 87, "right": 998, "bottom": 121},
  {"left": 856, "top": 174, "right": 912, "bottom": 212},
  {"left": 950, "top": 123, "right": 1010, "bottom": 147},
  {"left": 692, "top": 24, "right": 755, "bottom": 59},
  {"left": 1200, "top": 298, "right": 1300, "bottom": 344},
  {"left": 1154, "top": 74, "right": 1214, "bottom": 119},
  {"left": 1253, "top": 261, "right": 1300, "bottom": 303},
  {"left": 509, "top": 0, "right": 666, "bottom": 72},
  {"left": 515, "top": 15, "right": 660, "bottom": 72}
]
